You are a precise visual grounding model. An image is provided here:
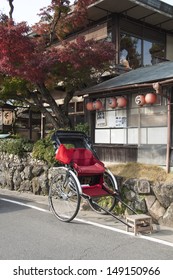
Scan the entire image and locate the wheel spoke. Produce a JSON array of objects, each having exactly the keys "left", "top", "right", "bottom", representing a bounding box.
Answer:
[{"left": 49, "top": 167, "right": 81, "bottom": 222}]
